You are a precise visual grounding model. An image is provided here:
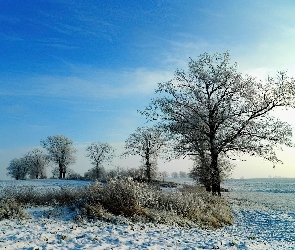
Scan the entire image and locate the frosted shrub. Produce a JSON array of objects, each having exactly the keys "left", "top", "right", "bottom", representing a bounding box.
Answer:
[
  {"left": 0, "top": 185, "right": 89, "bottom": 207},
  {"left": 141, "top": 185, "right": 233, "bottom": 228},
  {"left": 81, "top": 182, "right": 103, "bottom": 205},
  {"left": 0, "top": 198, "right": 28, "bottom": 220},
  {"left": 82, "top": 179, "right": 233, "bottom": 228},
  {"left": 75, "top": 180, "right": 150, "bottom": 222},
  {"left": 78, "top": 203, "right": 105, "bottom": 221},
  {"left": 99, "top": 178, "right": 153, "bottom": 216},
  {"left": 0, "top": 186, "right": 36, "bottom": 204}
]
